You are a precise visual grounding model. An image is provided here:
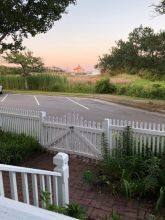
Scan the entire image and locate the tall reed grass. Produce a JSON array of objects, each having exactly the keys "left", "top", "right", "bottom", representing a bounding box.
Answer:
[
  {"left": 0, "top": 74, "right": 95, "bottom": 93},
  {"left": 0, "top": 73, "right": 164, "bottom": 99}
]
